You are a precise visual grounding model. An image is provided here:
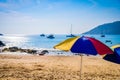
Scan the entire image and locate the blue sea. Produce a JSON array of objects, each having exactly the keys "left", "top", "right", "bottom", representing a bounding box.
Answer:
[{"left": 0, "top": 34, "right": 120, "bottom": 54}]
